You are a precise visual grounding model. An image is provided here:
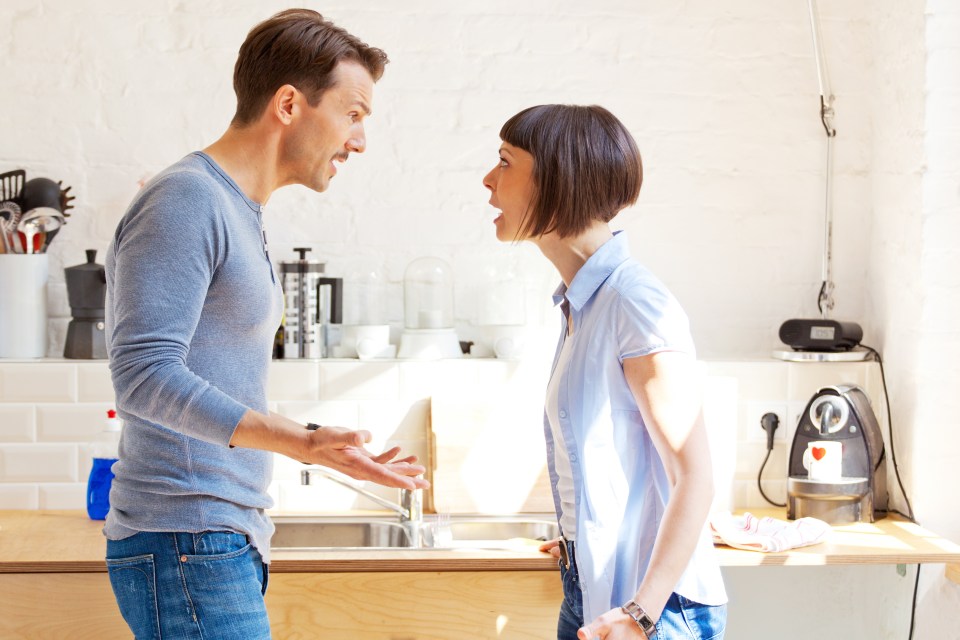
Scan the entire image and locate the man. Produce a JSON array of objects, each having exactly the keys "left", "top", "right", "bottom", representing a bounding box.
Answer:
[{"left": 104, "top": 10, "right": 426, "bottom": 638}]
